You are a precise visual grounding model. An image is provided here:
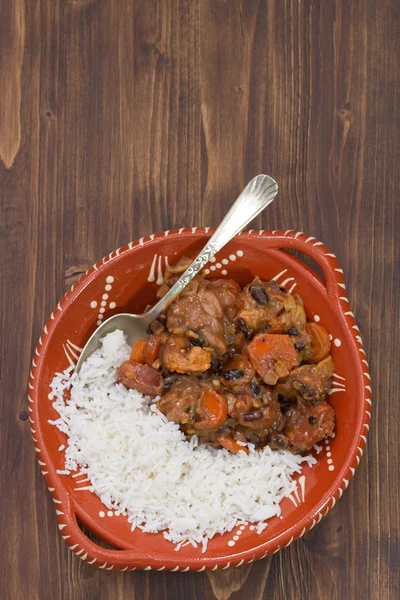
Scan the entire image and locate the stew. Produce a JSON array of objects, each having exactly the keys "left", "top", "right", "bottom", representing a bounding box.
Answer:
[{"left": 117, "top": 258, "right": 336, "bottom": 454}]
